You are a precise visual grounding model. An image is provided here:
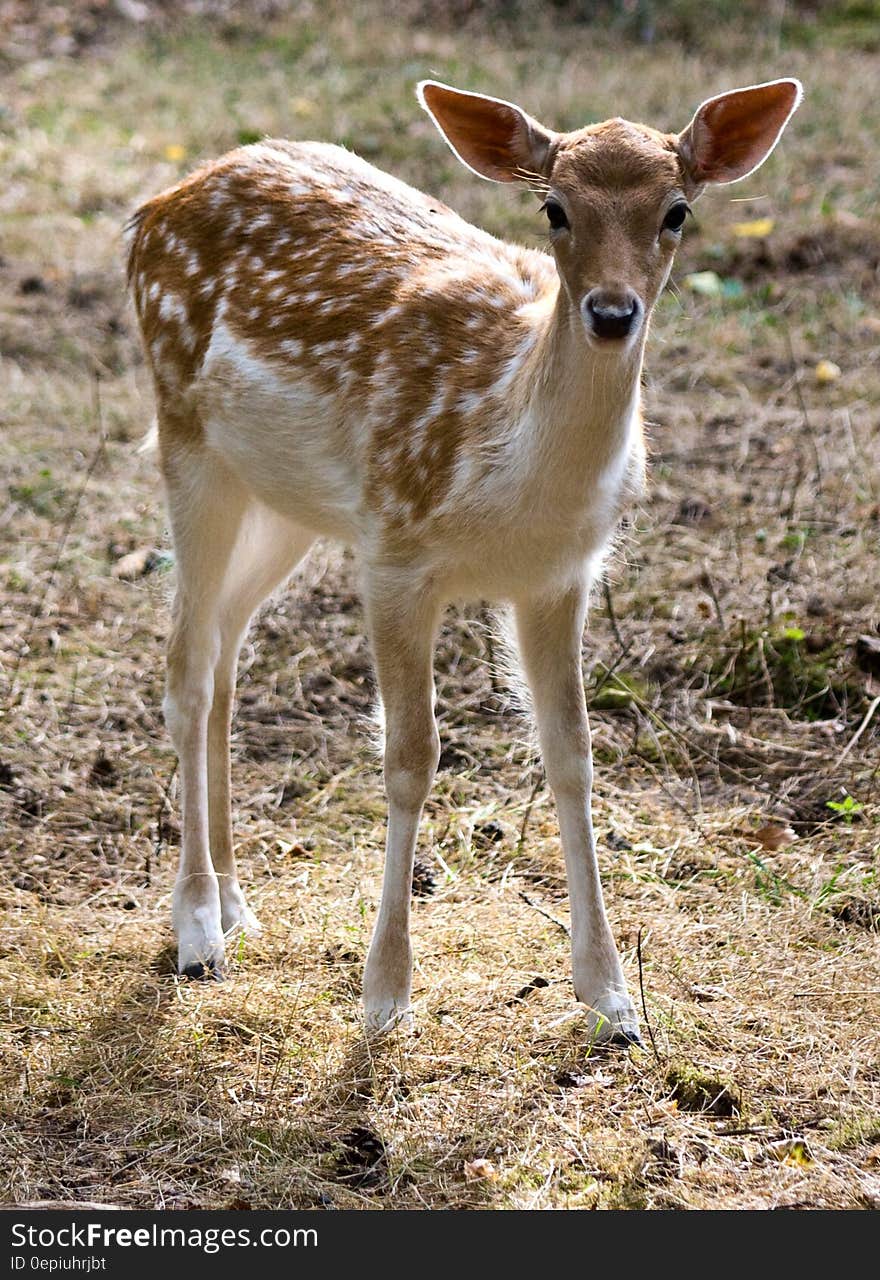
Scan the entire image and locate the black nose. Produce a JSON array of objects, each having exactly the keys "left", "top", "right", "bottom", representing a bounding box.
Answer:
[{"left": 584, "top": 290, "right": 642, "bottom": 341}]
